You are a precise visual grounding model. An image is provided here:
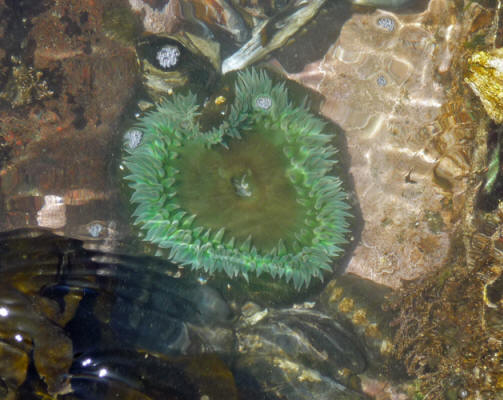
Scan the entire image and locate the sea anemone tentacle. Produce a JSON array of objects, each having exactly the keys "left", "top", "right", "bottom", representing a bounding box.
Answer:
[{"left": 124, "top": 68, "right": 351, "bottom": 289}]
